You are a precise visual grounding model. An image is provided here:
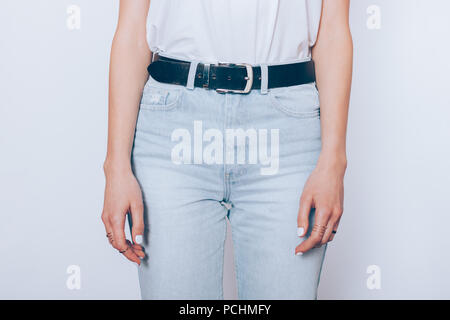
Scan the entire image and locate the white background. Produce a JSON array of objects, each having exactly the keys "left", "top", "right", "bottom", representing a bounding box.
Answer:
[{"left": 1, "top": 0, "right": 449, "bottom": 299}]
